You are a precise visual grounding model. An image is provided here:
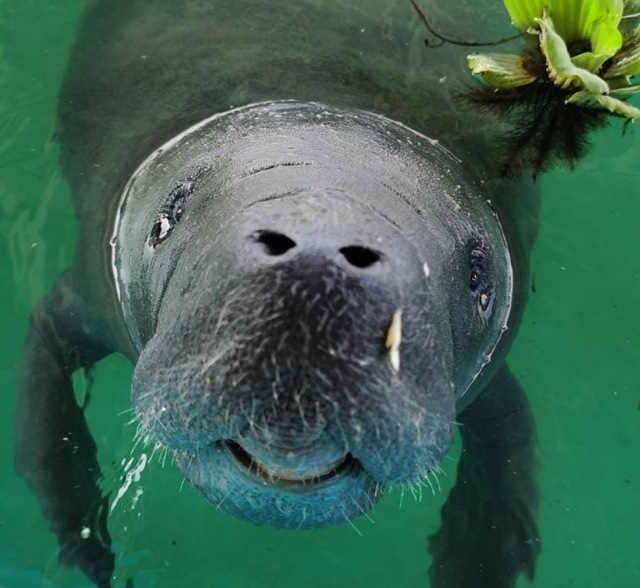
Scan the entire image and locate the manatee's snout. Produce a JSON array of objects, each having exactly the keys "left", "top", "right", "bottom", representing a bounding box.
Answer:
[
  {"left": 201, "top": 197, "right": 416, "bottom": 467},
  {"left": 216, "top": 209, "right": 400, "bottom": 479}
]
